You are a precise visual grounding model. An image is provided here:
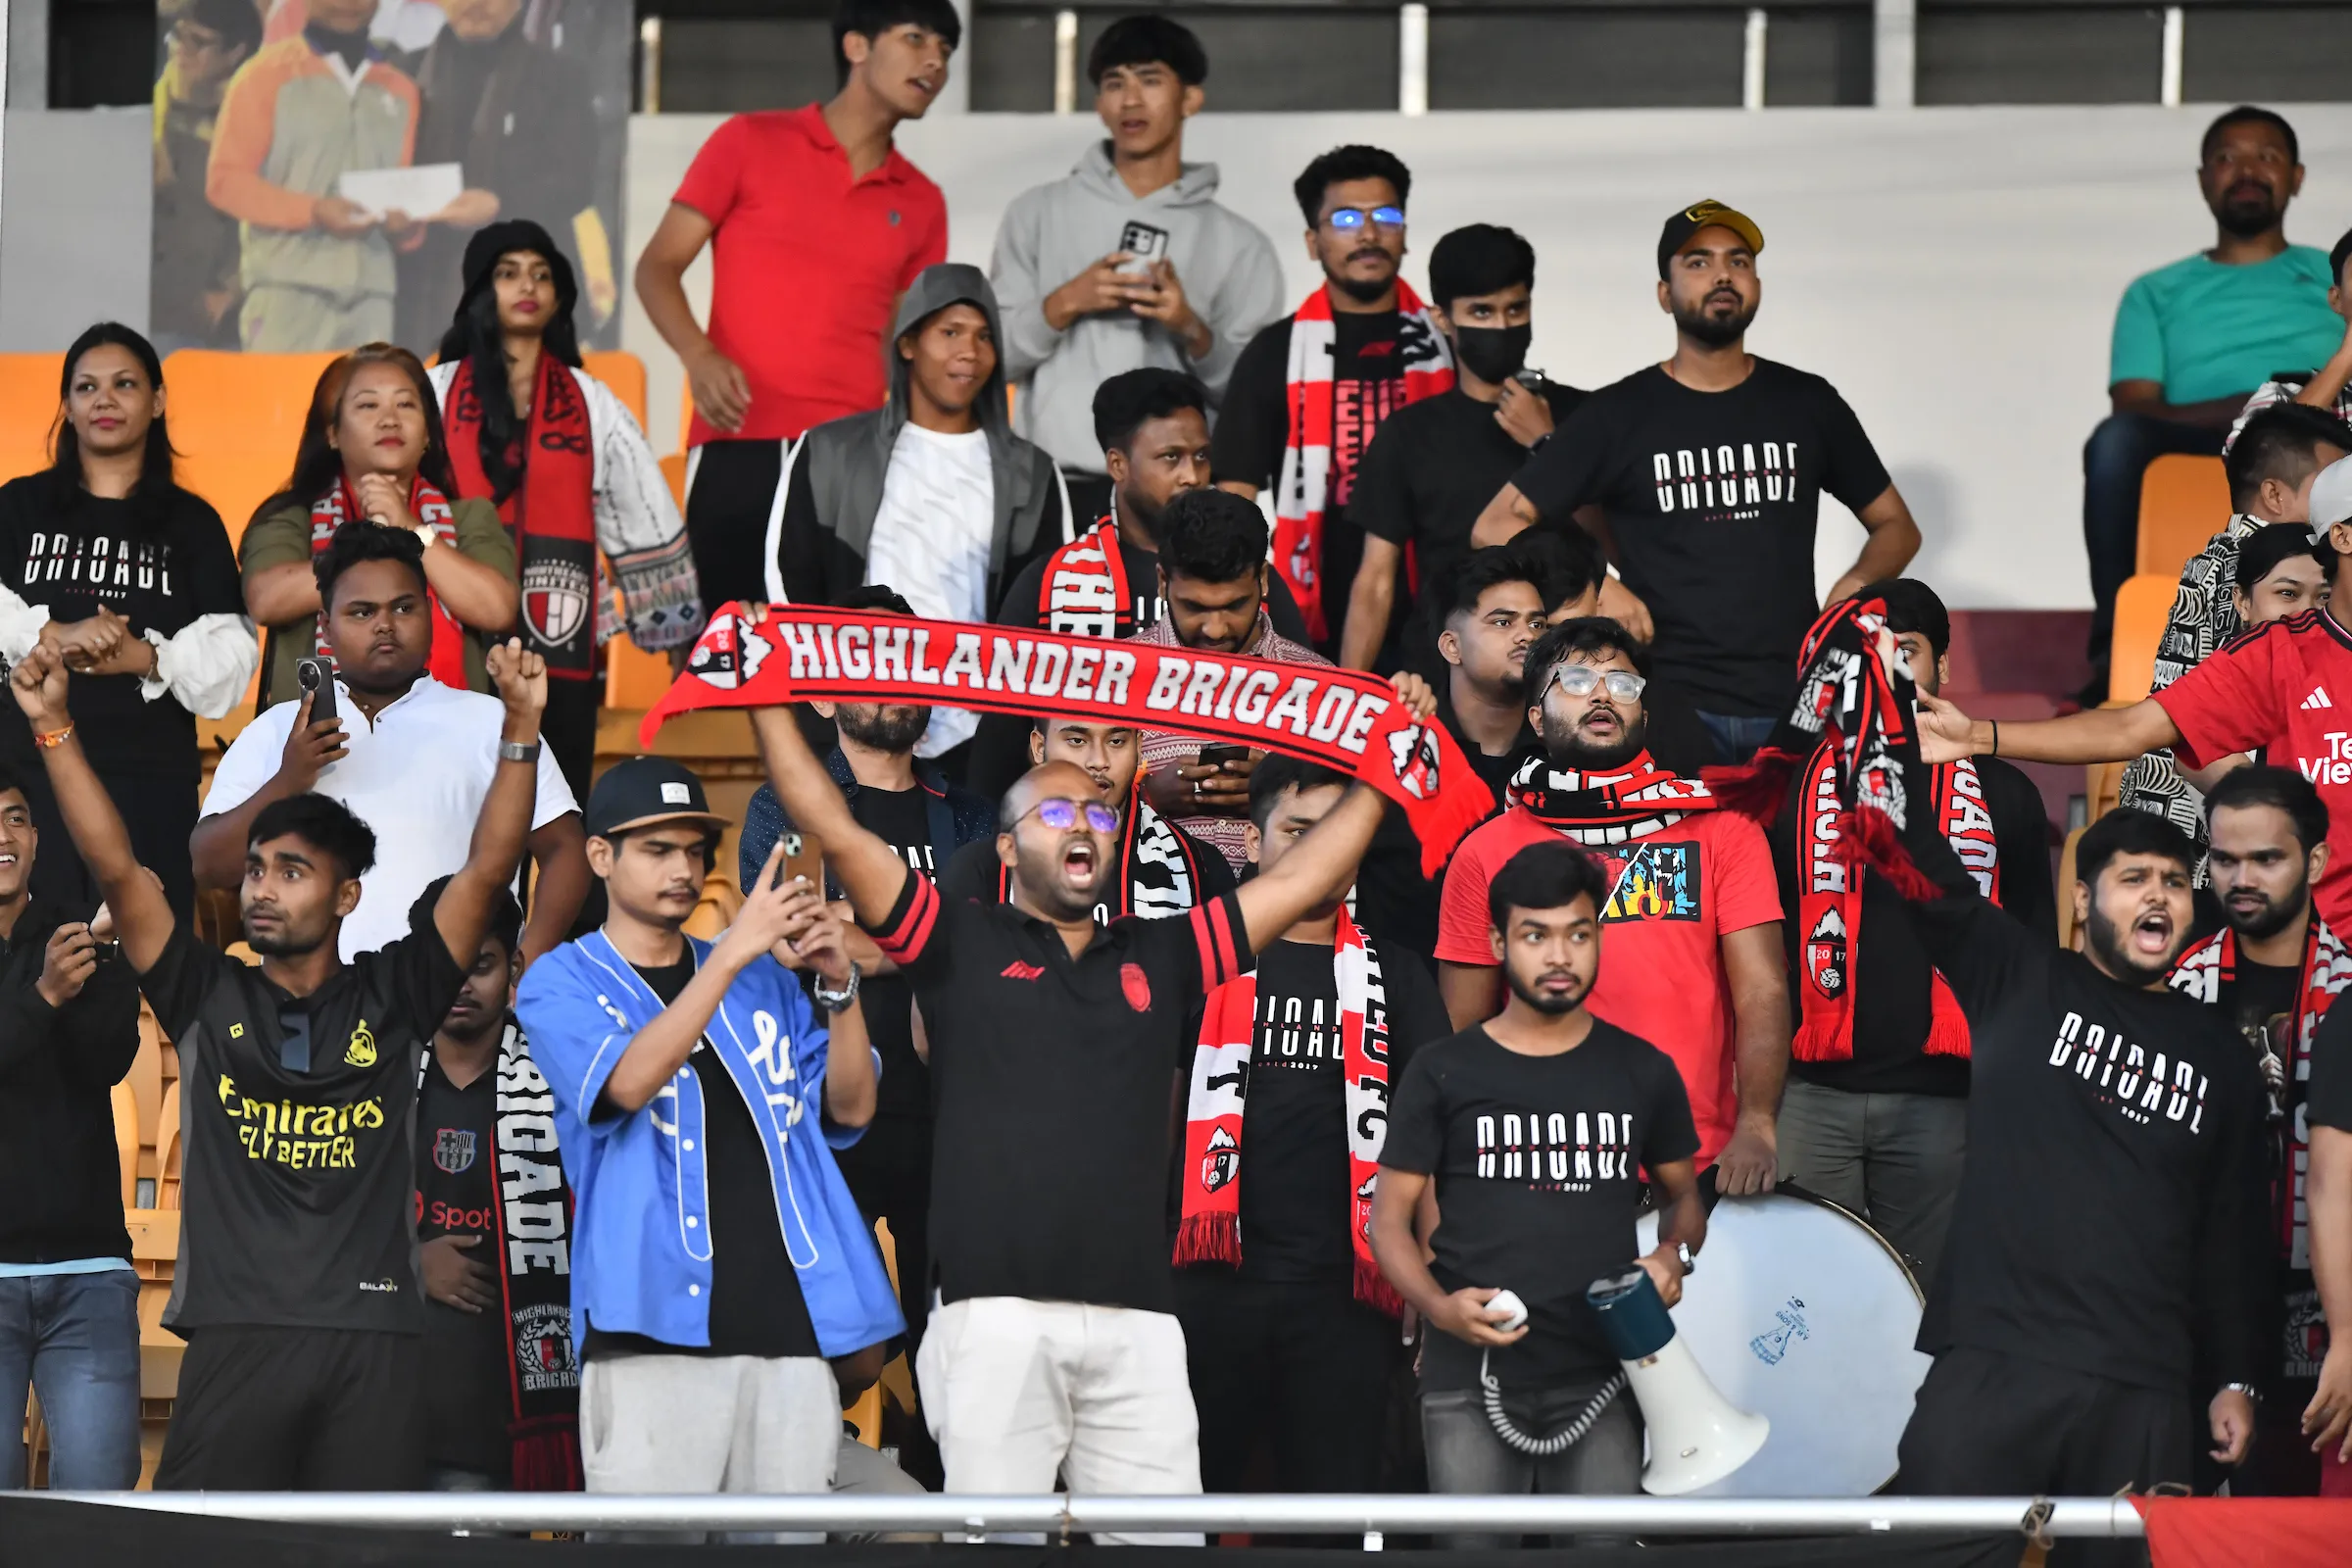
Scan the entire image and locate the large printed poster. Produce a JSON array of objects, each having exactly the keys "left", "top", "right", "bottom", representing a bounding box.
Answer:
[{"left": 150, "top": 0, "right": 632, "bottom": 356}]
